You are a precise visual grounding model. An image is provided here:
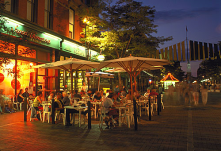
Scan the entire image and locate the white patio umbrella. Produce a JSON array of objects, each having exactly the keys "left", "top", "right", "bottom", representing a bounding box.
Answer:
[
  {"left": 96, "top": 55, "right": 169, "bottom": 129},
  {"left": 97, "top": 55, "right": 168, "bottom": 95},
  {"left": 85, "top": 72, "right": 114, "bottom": 91},
  {"left": 33, "top": 58, "right": 100, "bottom": 93}
]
